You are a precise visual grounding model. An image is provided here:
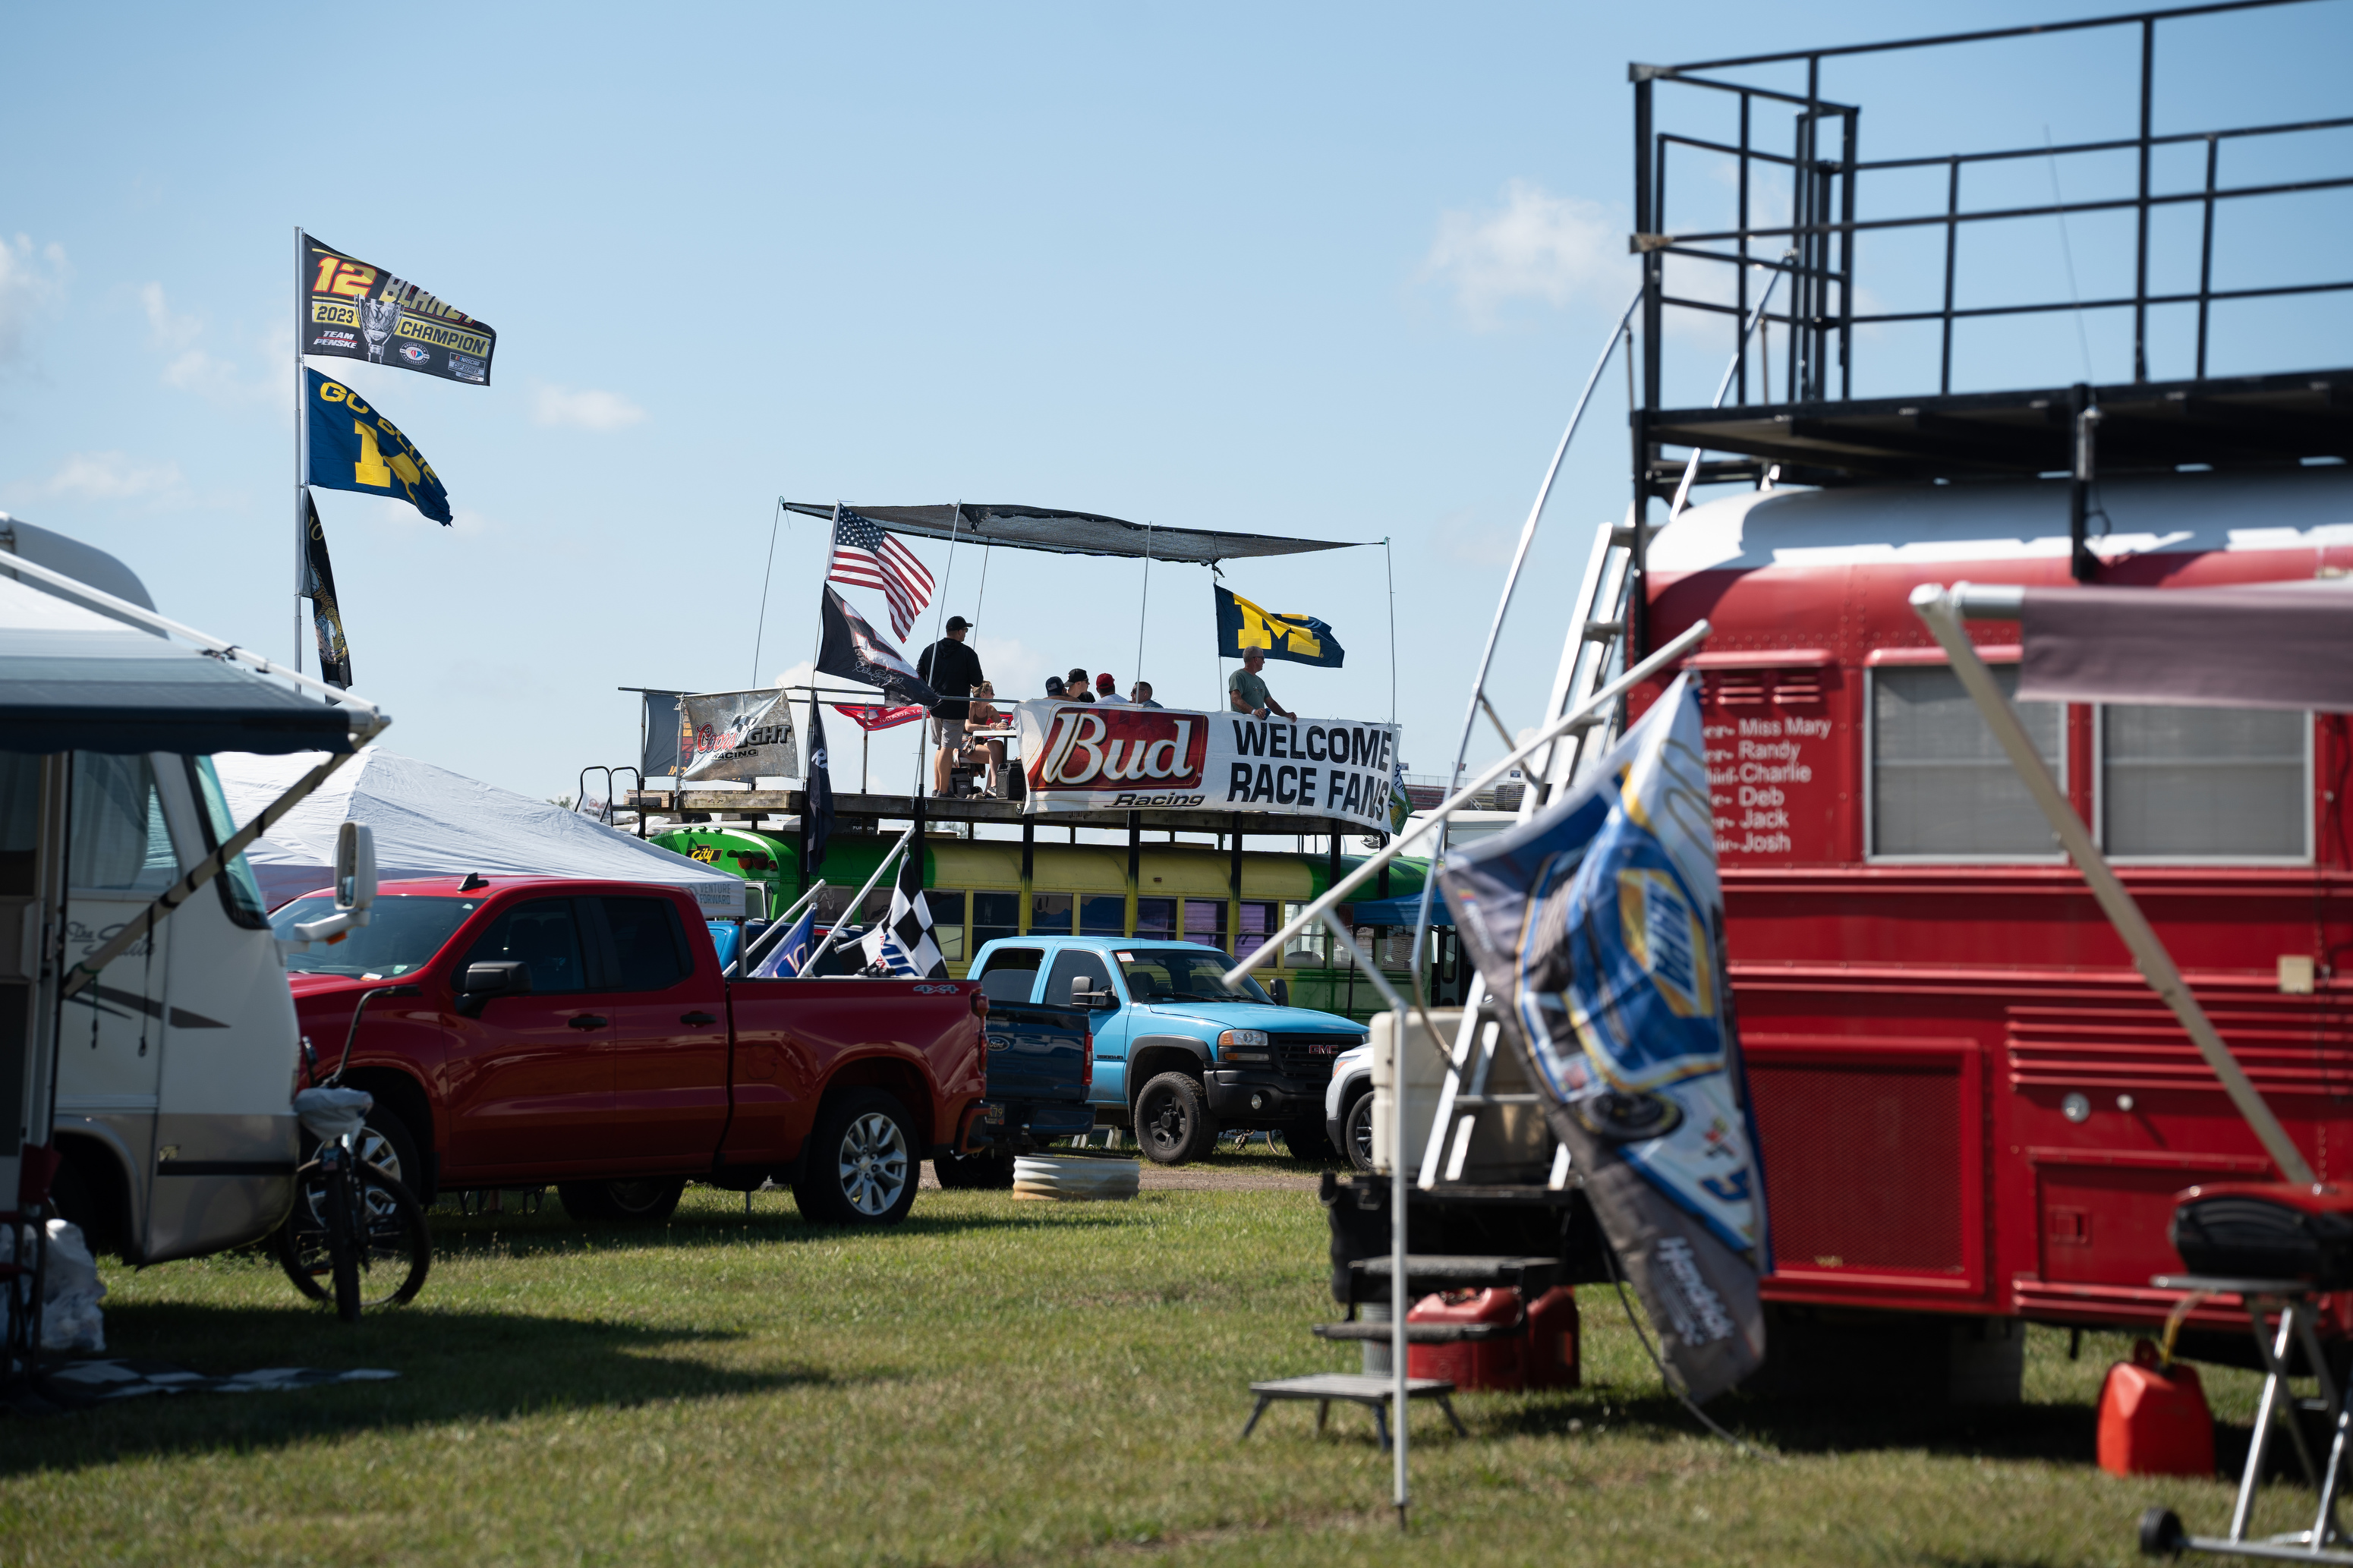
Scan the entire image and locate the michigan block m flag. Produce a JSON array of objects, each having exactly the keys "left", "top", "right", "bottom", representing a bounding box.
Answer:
[
  {"left": 306, "top": 370, "right": 452, "bottom": 524},
  {"left": 1214, "top": 586, "right": 1343, "bottom": 668}
]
